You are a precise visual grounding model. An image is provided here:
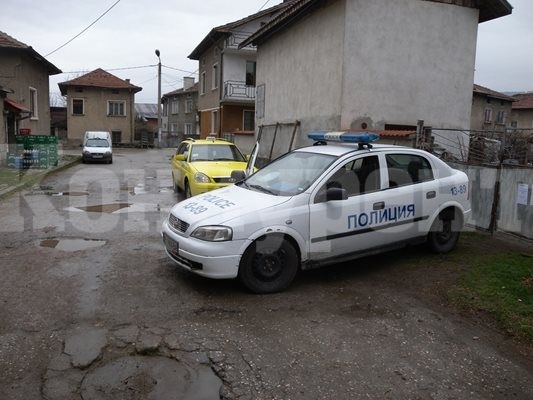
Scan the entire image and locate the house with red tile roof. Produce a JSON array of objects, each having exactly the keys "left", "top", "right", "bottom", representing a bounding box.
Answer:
[
  {"left": 58, "top": 68, "right": 141, "bottom": 146},
  {"left": 240, "top": 0, "right": 512, "bottom": 159},
  {"left": 0, "top": 31, "right": 61, "bottom": 164},
  {"left": 510, "top": 93, "right": 533, "bottom": 129}
]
